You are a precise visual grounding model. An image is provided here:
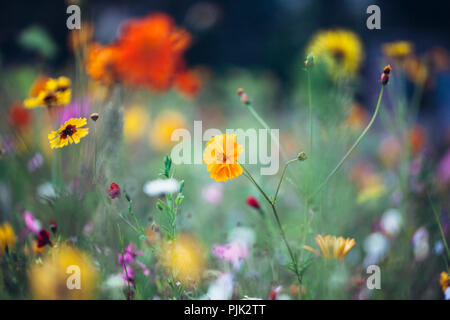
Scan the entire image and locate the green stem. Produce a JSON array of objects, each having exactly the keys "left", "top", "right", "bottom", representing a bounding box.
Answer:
[
  {"left": 241, "top": 164, "right": 302, "bottom": 284},
  {"left": 247, "top": 104, "right": 288, "bottom": 162},
  {"left": 309, "top": 84, "right": 385, "bottom": 200},
  {"left": 428, "top": 194, "right": 450, "bottom": 267},
  {"left": 273, "top": 158, "right": 297, "bottom": 204},
  {"left": 307, "top": 70, "right": 313, "bottom": 154}
]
